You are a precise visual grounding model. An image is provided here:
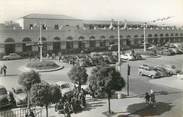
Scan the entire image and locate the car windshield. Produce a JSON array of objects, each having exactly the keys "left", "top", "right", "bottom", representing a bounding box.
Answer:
[
  {"left": 0, "top": 88, "right": 7, "bottom": 95},
  {"left": 60, "top": 84, "right": 70, "bottom": 89}
]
